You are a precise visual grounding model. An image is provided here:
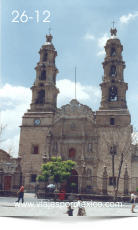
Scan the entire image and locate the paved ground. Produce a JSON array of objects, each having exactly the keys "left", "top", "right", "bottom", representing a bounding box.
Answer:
[{"left": 0, "top": 193, "right": 138, "bottom": 217}]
